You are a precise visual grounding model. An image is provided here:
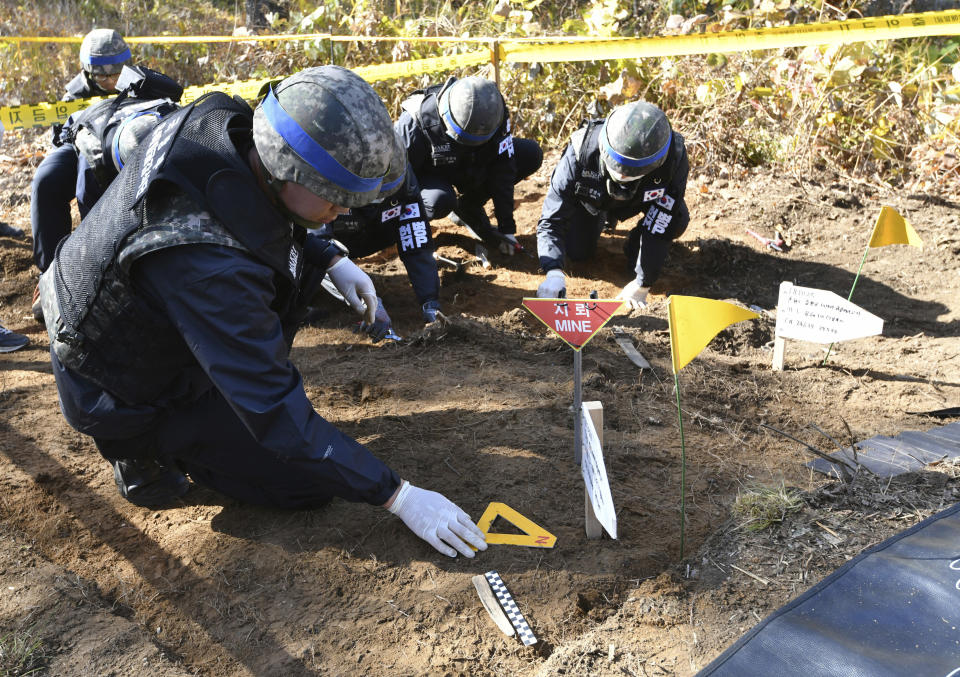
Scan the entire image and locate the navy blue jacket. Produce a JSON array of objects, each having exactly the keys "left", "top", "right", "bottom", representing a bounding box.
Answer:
[
  {"left": 537, "top": 128, "right": 689, "bottom": 286},
  {"left": 395, "top": 106, "right": 519, "bottom": 235},
  {"left": 53, "top": 240, "right": 400, "bottom": 505}
]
